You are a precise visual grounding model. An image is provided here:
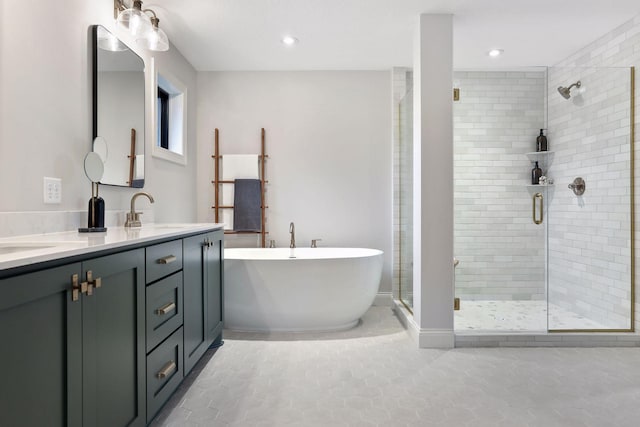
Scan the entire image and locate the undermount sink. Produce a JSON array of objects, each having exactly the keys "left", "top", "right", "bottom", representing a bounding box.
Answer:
[
  {"left": 0, "top": 241, "right": 86, "bottom": 256},
  {"left": 0, "top": 244, "right": 55, "bottom": 255}
]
